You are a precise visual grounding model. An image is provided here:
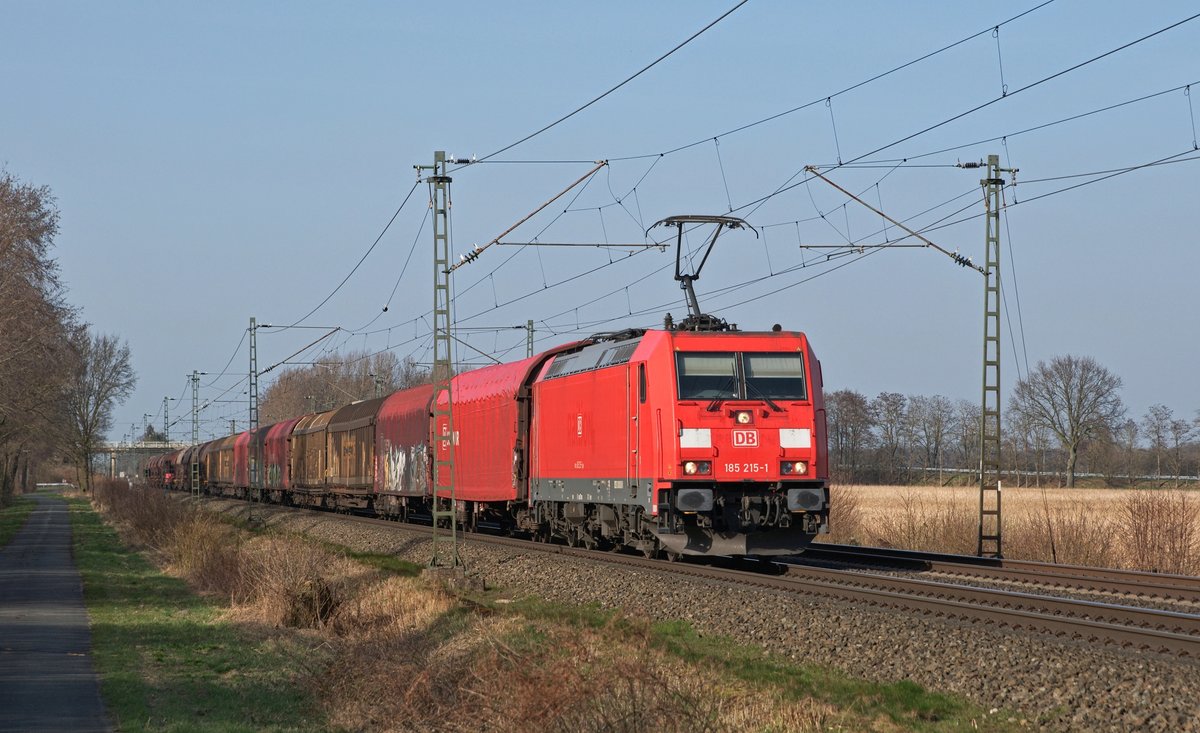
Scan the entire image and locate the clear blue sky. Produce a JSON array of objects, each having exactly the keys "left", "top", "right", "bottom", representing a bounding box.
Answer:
[{"left": 3, "top": 1, "right": 1198, "bottom": 441}]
